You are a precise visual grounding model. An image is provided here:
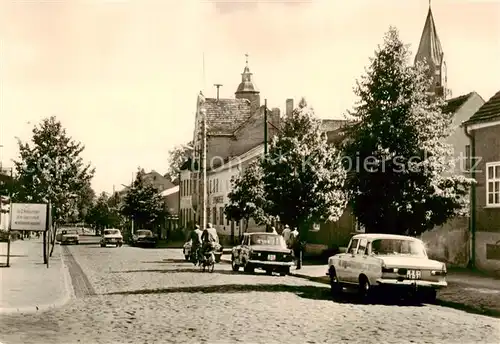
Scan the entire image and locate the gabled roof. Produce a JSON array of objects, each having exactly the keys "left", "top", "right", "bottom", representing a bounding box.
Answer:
[
  {"left": 321, "top": 119, "right": 348, "bottom": 132},
  {"left": 443, "top": 92, "right": 474, "bottom": 114},
  {"left": 202, "top": 98, "right": 253, "bottom": 135},
  {"left": 160, "top": 185, "right": 179, "bottom": 197},
  {"left": 464, "top": 90, "right": 500, "bottom": 125},
  {"left": 414, "top": 7, "right": 444, "bottom": 67}
]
